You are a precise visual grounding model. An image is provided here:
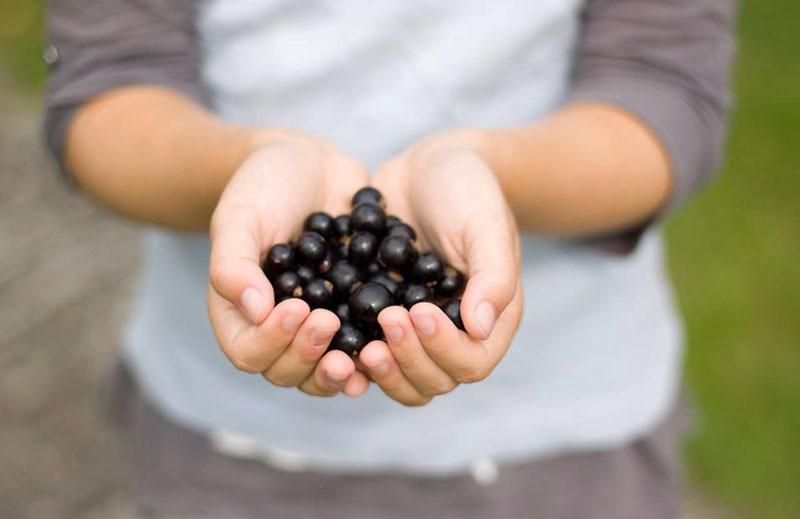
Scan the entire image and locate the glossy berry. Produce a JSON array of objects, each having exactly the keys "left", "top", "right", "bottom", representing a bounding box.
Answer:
[
  {"left": 316, "top": 251, "right": 335, "bottom": 275},
  {"left": 365, "top": 261, "right": 382, "bottom": 277},
  {"left": 296, "top": 231, "right": 328, "bottom": 265},
  {"left": 387, "top": 223, "right": 416, "bottom": 241},
  {"left": 334, "top": 302, "right": 350, "bottom": 323},
  {"left": 379, "top": 235, "right": 417, "bottom": 272},
  {"left": 436, "top": 266, "right": 465, "bottom": 298},
  {"left": 327, "top": 260, "right": 362, "bottom": 297},
  {"left": 296, "top": 265, "right": 315, "bottom": 284},
  {"left": 264, "top": 244, "right": 295, "bottom": 275},
  {"left": 412, "top": 252, "right": 444, "bottom": 283},
  {"left": 400, "top": 283, "right": 431, "bottom": 309},
  {"left": 335, "top": 241, "right": 349, "bottom": 260},
  {"left": 361, "top": 323, "right": 384, "bottom": 342},
  {"left": 351, "top": 203, "right": 386, "bottom": 234},
  {"left": 369, "top": 272, "right": 401, "bottom": 299},
  {"left": 348, "top": 232, "right": 379, "bottom": 266},
  {"left": 274, "top": 271, "right": 302, "bottom": 299},
  {"left": 441, "top": 299, "right": 465, "bottom": 330},
  {"left": 385, "top": 215, "right": 402, "bottom": 228},
  {"left": 349, "top": 282, "right": 393, "bottom": 325},
  {"left": 333, "top": 214, "right": 352, "bottom": 239},
  {"left": 304, "top": 212, "right": 335, "bottom": 240},
  {"left": 351, "top": 187, "right": 384, "bottom": 208},
  {"left": 303, "top": 278, "right": 334, "bottom": 308},
  {"left": 328, "top": 323, "right": 366, "bottom": 356}
]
